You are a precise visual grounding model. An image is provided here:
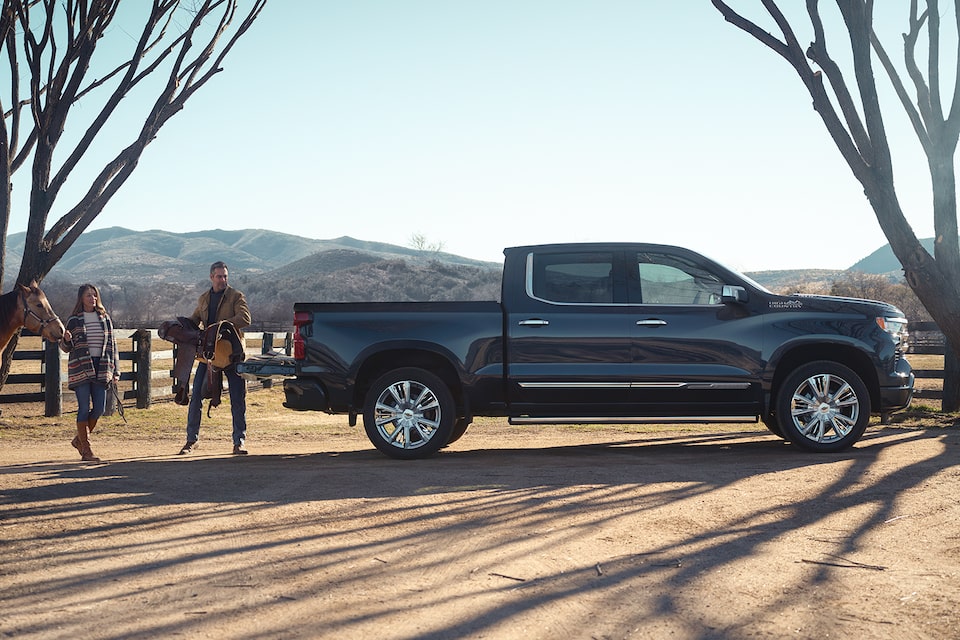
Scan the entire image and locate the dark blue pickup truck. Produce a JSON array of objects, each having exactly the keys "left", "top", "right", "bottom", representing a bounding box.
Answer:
[{"left": 240, "top": 243, "right": 914, "bottom": 459}]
